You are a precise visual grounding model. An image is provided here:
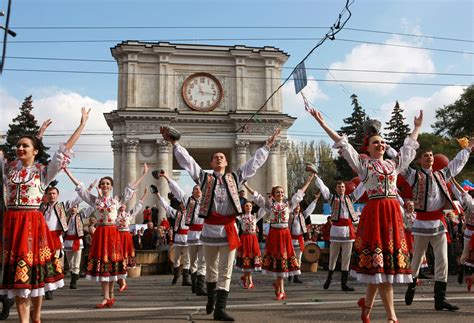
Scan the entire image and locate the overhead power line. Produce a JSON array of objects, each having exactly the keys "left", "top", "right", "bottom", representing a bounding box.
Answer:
[
  {"left": 6, "top": 56, "right": 473, "bottom": 77},
  {"left": 8, "top": 25, "right": 474, "bottom": 43}
]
